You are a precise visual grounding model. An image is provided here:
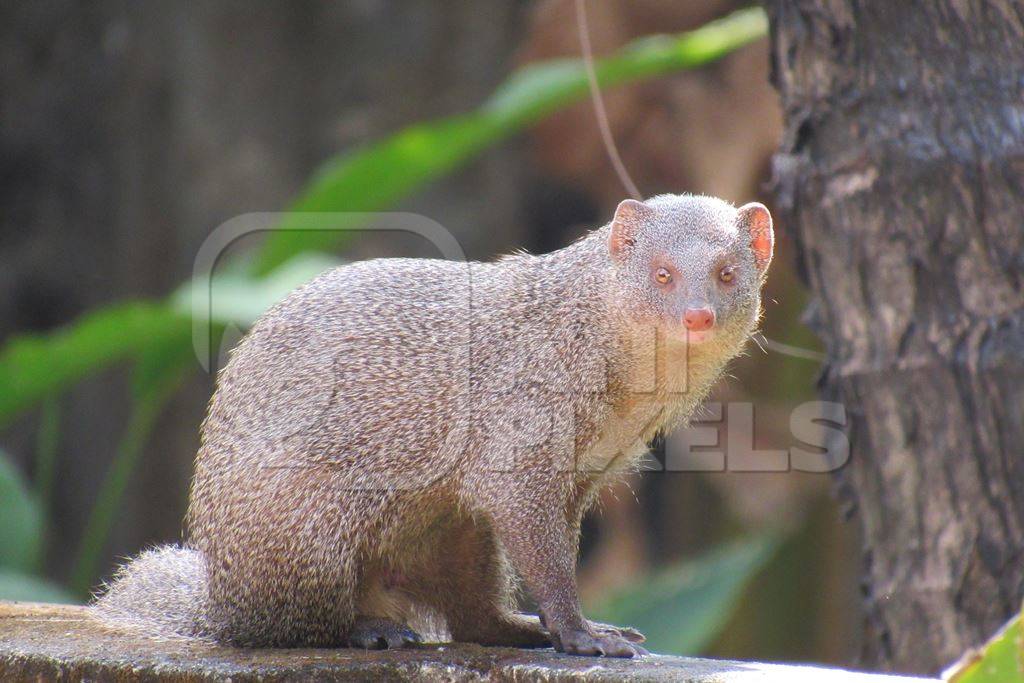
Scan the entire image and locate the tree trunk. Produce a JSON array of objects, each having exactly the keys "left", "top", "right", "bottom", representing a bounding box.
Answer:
[{"left": 765, "top": 0, "right": 1024, "bottom": 675}]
